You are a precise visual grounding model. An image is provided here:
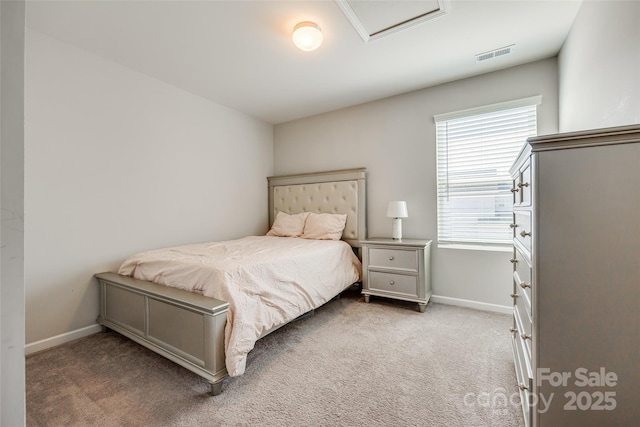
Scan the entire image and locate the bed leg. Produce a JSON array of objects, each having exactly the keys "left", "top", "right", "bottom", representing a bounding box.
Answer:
[{"left": 209, "top": 379, "right": 224, "bottom": 396}]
